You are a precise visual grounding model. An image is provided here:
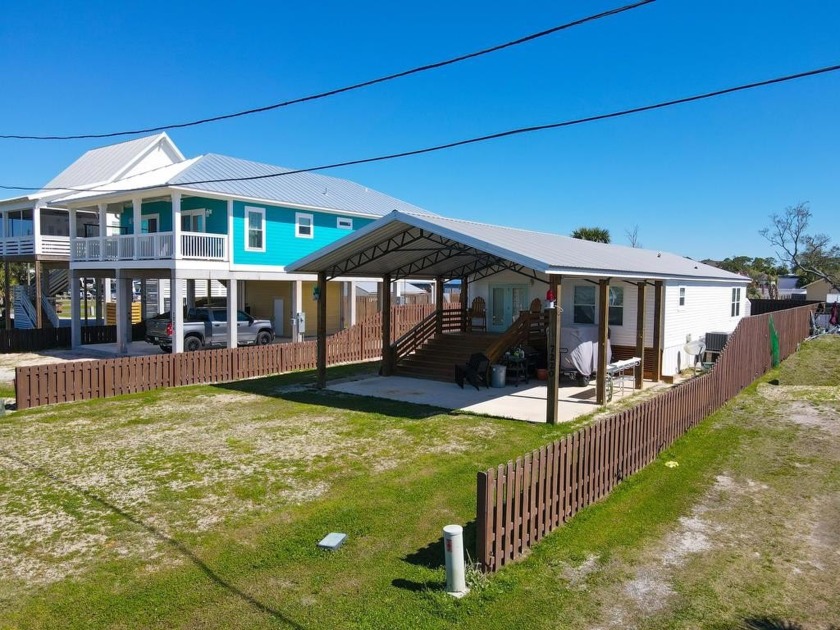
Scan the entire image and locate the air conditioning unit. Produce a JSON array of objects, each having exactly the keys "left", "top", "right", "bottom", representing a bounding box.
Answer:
[{"left": 704, "top": 332, "right": 729, "bottom": 354}]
